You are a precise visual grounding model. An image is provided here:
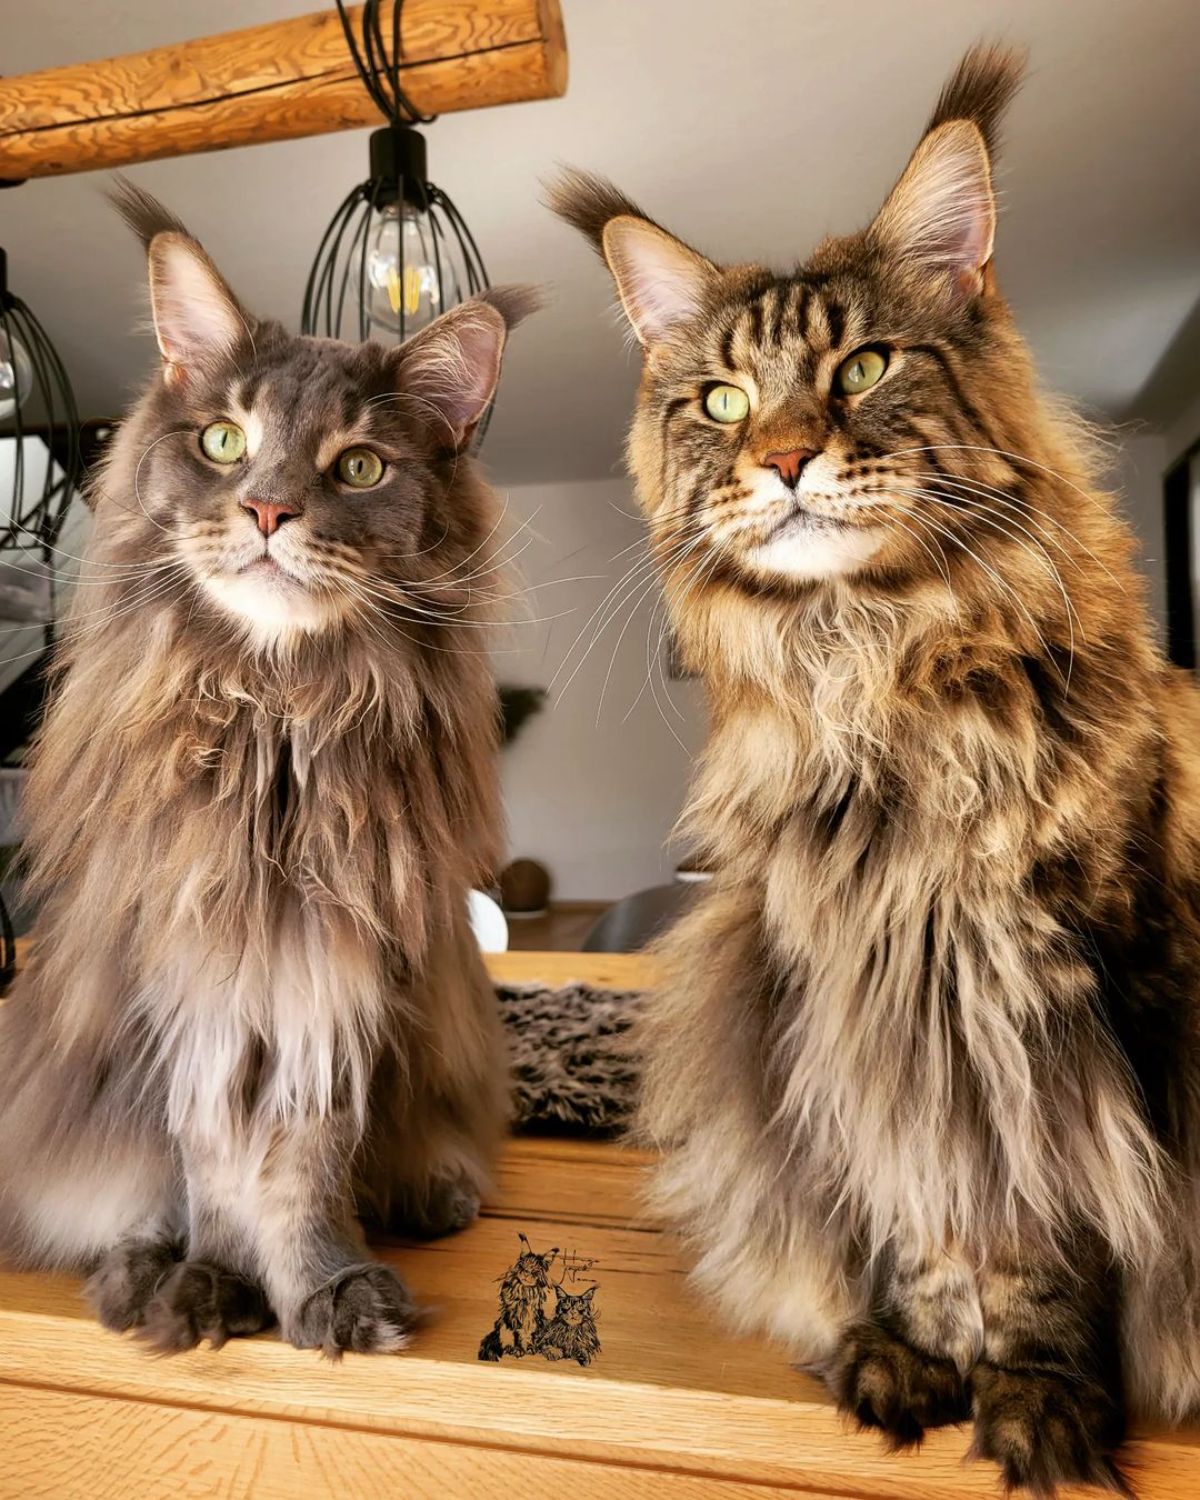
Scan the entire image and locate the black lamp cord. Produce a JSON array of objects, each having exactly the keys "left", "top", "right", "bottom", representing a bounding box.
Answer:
[{"left": 333, "top": 0, "right": 437, "bottom": 128}]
